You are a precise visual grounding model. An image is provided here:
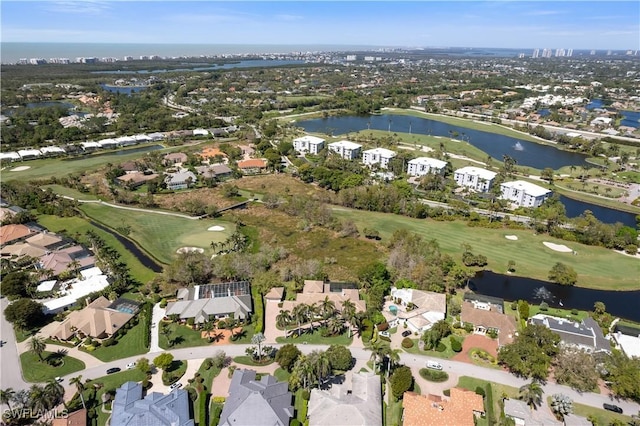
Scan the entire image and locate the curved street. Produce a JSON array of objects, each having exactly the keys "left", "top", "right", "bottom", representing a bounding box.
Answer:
[{"left": 2, "top": 296, "right": 639, "bottom": 417}]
